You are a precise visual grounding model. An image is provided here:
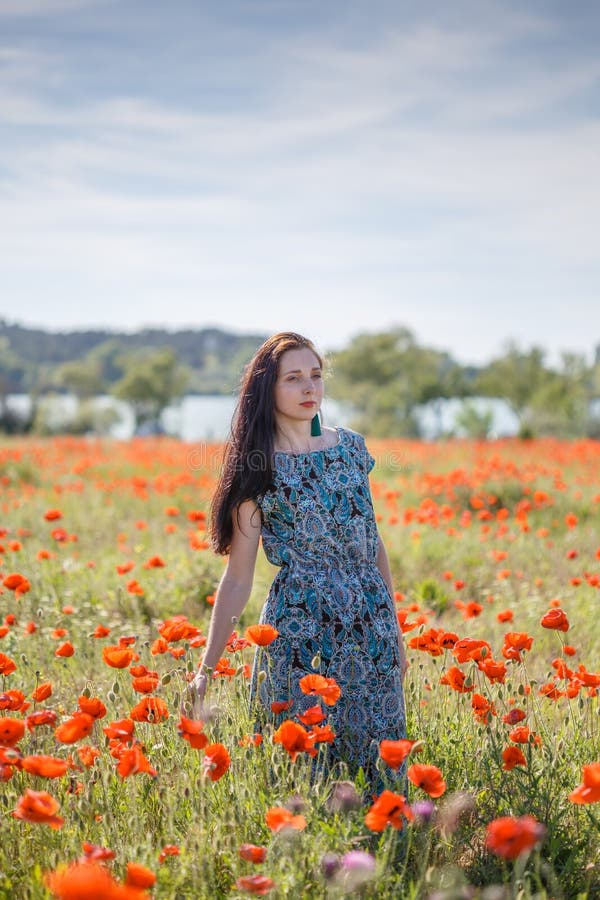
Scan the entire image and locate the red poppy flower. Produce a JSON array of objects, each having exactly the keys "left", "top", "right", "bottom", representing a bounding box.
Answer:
[
  {"left": 32, "top": 682, "right": 53, "bottom": 702},
  {"left": 78, "top": 696, "right": 107, "bottom": 719},
  {"left": 177, "top": 715, "right": 208, "bottom": 750},
  {"left": 125, "top": 862, "right": 157, "bottom": 888},
  {"left": 453, "top": 638, "right": 491, "bottom": 663},
  {"left": 158, "top": 845, "right": 180, "bottom": 864},
  {"left": 103, "top": 718, "right": 135, "bottom": 741},
  {"left": 502, "top": 746, "right": 527, "bottom": 770},
  {"left": 485, "top": 814, "right": 545, "bottom": 859},
  {"left": 271, "top": 700, "right": 292, "bottom": 714},
  {"left": 407, "top": 763, "right": 446, "bottom": 798},
  {"left": 265, "top": 806, "right": 306, "bottom": 832},
  {"left": 116, "top": 743, "right": 157, "bottom": 778},
  {"left": 0, "top": 690, "right": 26, "bottom": 712},
  {"left": 379, "top": 739, "right": 421, "bottom": 769},
  {"left": 273, "top": 721, "right": 317, "bottom": 762},
  {"left": 202, "top": 743, "right": 231, "bottom": 781},
  {"left": 365, "top": 790, "right": 413, "bottom": 831},
  {"left": 569, "top": 762, "right": 600, "bottom": 804},
  {"left": 21, "top": 755, "right": 69, "bottom": 778},
  {"left": 102, "top": 645, "right": 138, "bottom": 668},
  {"left": 244, "top": 624, "right": 279, "bottom": 646},
  {"left": 45, "top": 861, "right": 142, "bottom": 898},
  {"left": 81, "top": 841, "right": 116, "bottom": 861},
  {"left": 540, "top": 609, "right": 570, "bottom": 632},
  {"left": 129, "top": 697, "right": 169, "bottom": 723},
  {"left": 0, "top": 653, "right": 17, "bottom": 676},
  {"left": 235, "top": 874, "right": 276, "bottom": 894},
  {"left": 502, "top": 708, "right": 526, "bottom": 725},
  {"left": 54, "top": 713, "right": 95, "bottom": 744},
  {"left": 298, "top": 674, "right": 341, "bottom": 706},
  {"left": 0, "top": 717, "right": 25, "bottom": 746},
  {"left": 26, "top": 709, "right": 58, "bottom": 731},
  {"left": 12, "top": 788, "right": 64, "bottom": 829},
  {"left": 297, "top": 705, "right": 325, "bottom": 726},
  {"left": 239, "top": 844, "right": 267, "bottom": 863},
  {"left": 440, "top": 666, "right": 473, "bottom": 693}
]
